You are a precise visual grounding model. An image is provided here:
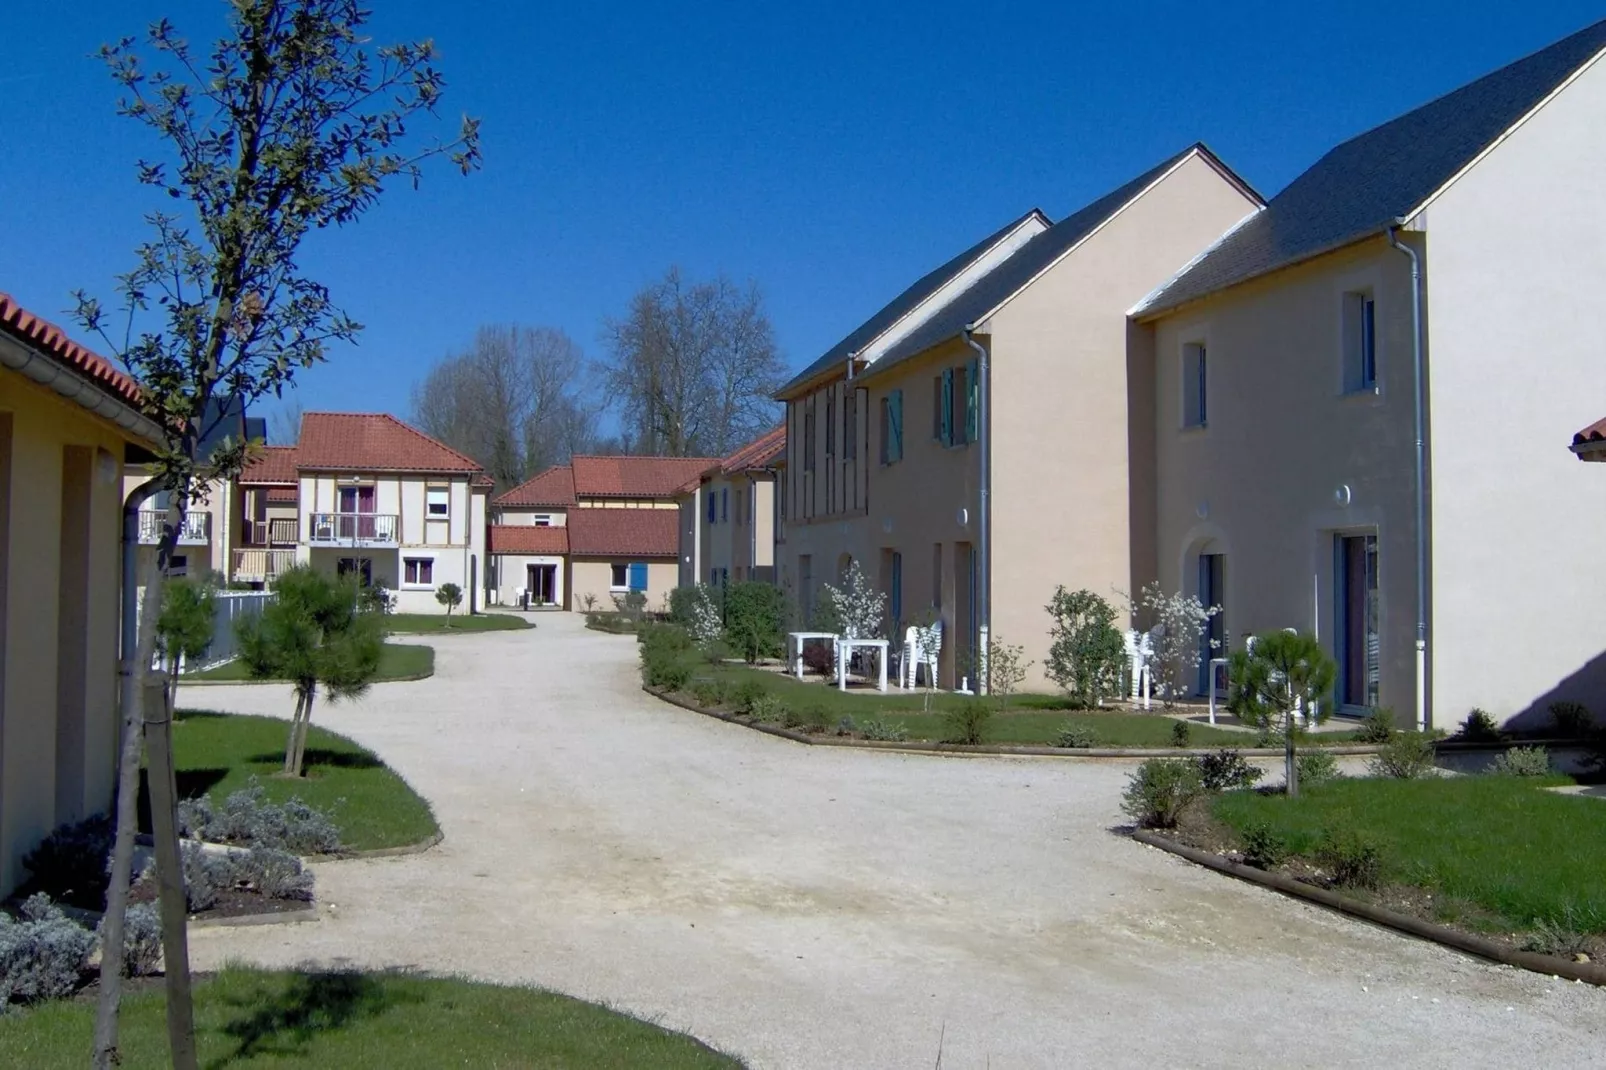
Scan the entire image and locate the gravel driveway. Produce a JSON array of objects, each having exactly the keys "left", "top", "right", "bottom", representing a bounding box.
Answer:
[{"left": 188, "top": 614, "right": 1604, "bottom": 1068}]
